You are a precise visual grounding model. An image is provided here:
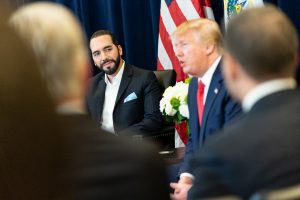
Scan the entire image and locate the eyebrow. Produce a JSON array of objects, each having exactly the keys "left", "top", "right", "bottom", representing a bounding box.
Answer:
[
  {"left": 103, "top": 45, "right": 113, "bottom": 50},
  {"left": 92, "top": 45, "right": 113, "bottom": 55}
]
